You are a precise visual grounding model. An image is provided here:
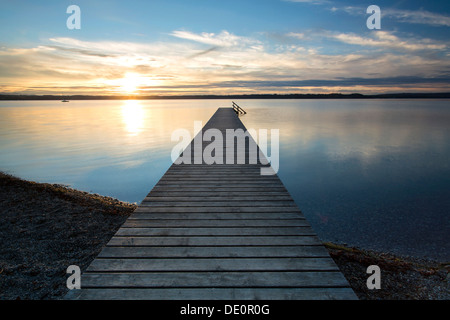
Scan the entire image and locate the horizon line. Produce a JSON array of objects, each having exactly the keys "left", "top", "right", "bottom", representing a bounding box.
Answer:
[{"left": 1, "top": 92, "right": 450, "bottom": 100}]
